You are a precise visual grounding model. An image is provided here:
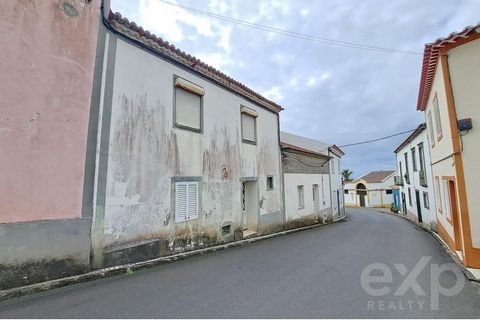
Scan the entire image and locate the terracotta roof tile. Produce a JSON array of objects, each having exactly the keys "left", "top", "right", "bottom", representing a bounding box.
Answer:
[
  {"left": 357, "top": 170, "right": 396, "bottom": 183},
  {"left": 107, "top": 11, "right": 283, "bottom": 113},
  {"left": 417, "top": 22, "right": 480, "bottom": 111}
]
